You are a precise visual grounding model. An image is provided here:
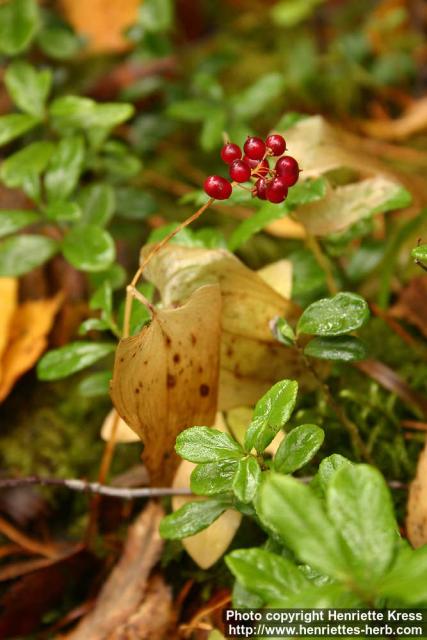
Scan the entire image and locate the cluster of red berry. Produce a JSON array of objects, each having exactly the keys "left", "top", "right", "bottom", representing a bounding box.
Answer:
[{"left": 204, "top": 134, "right": 300, "bottom": 203}]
